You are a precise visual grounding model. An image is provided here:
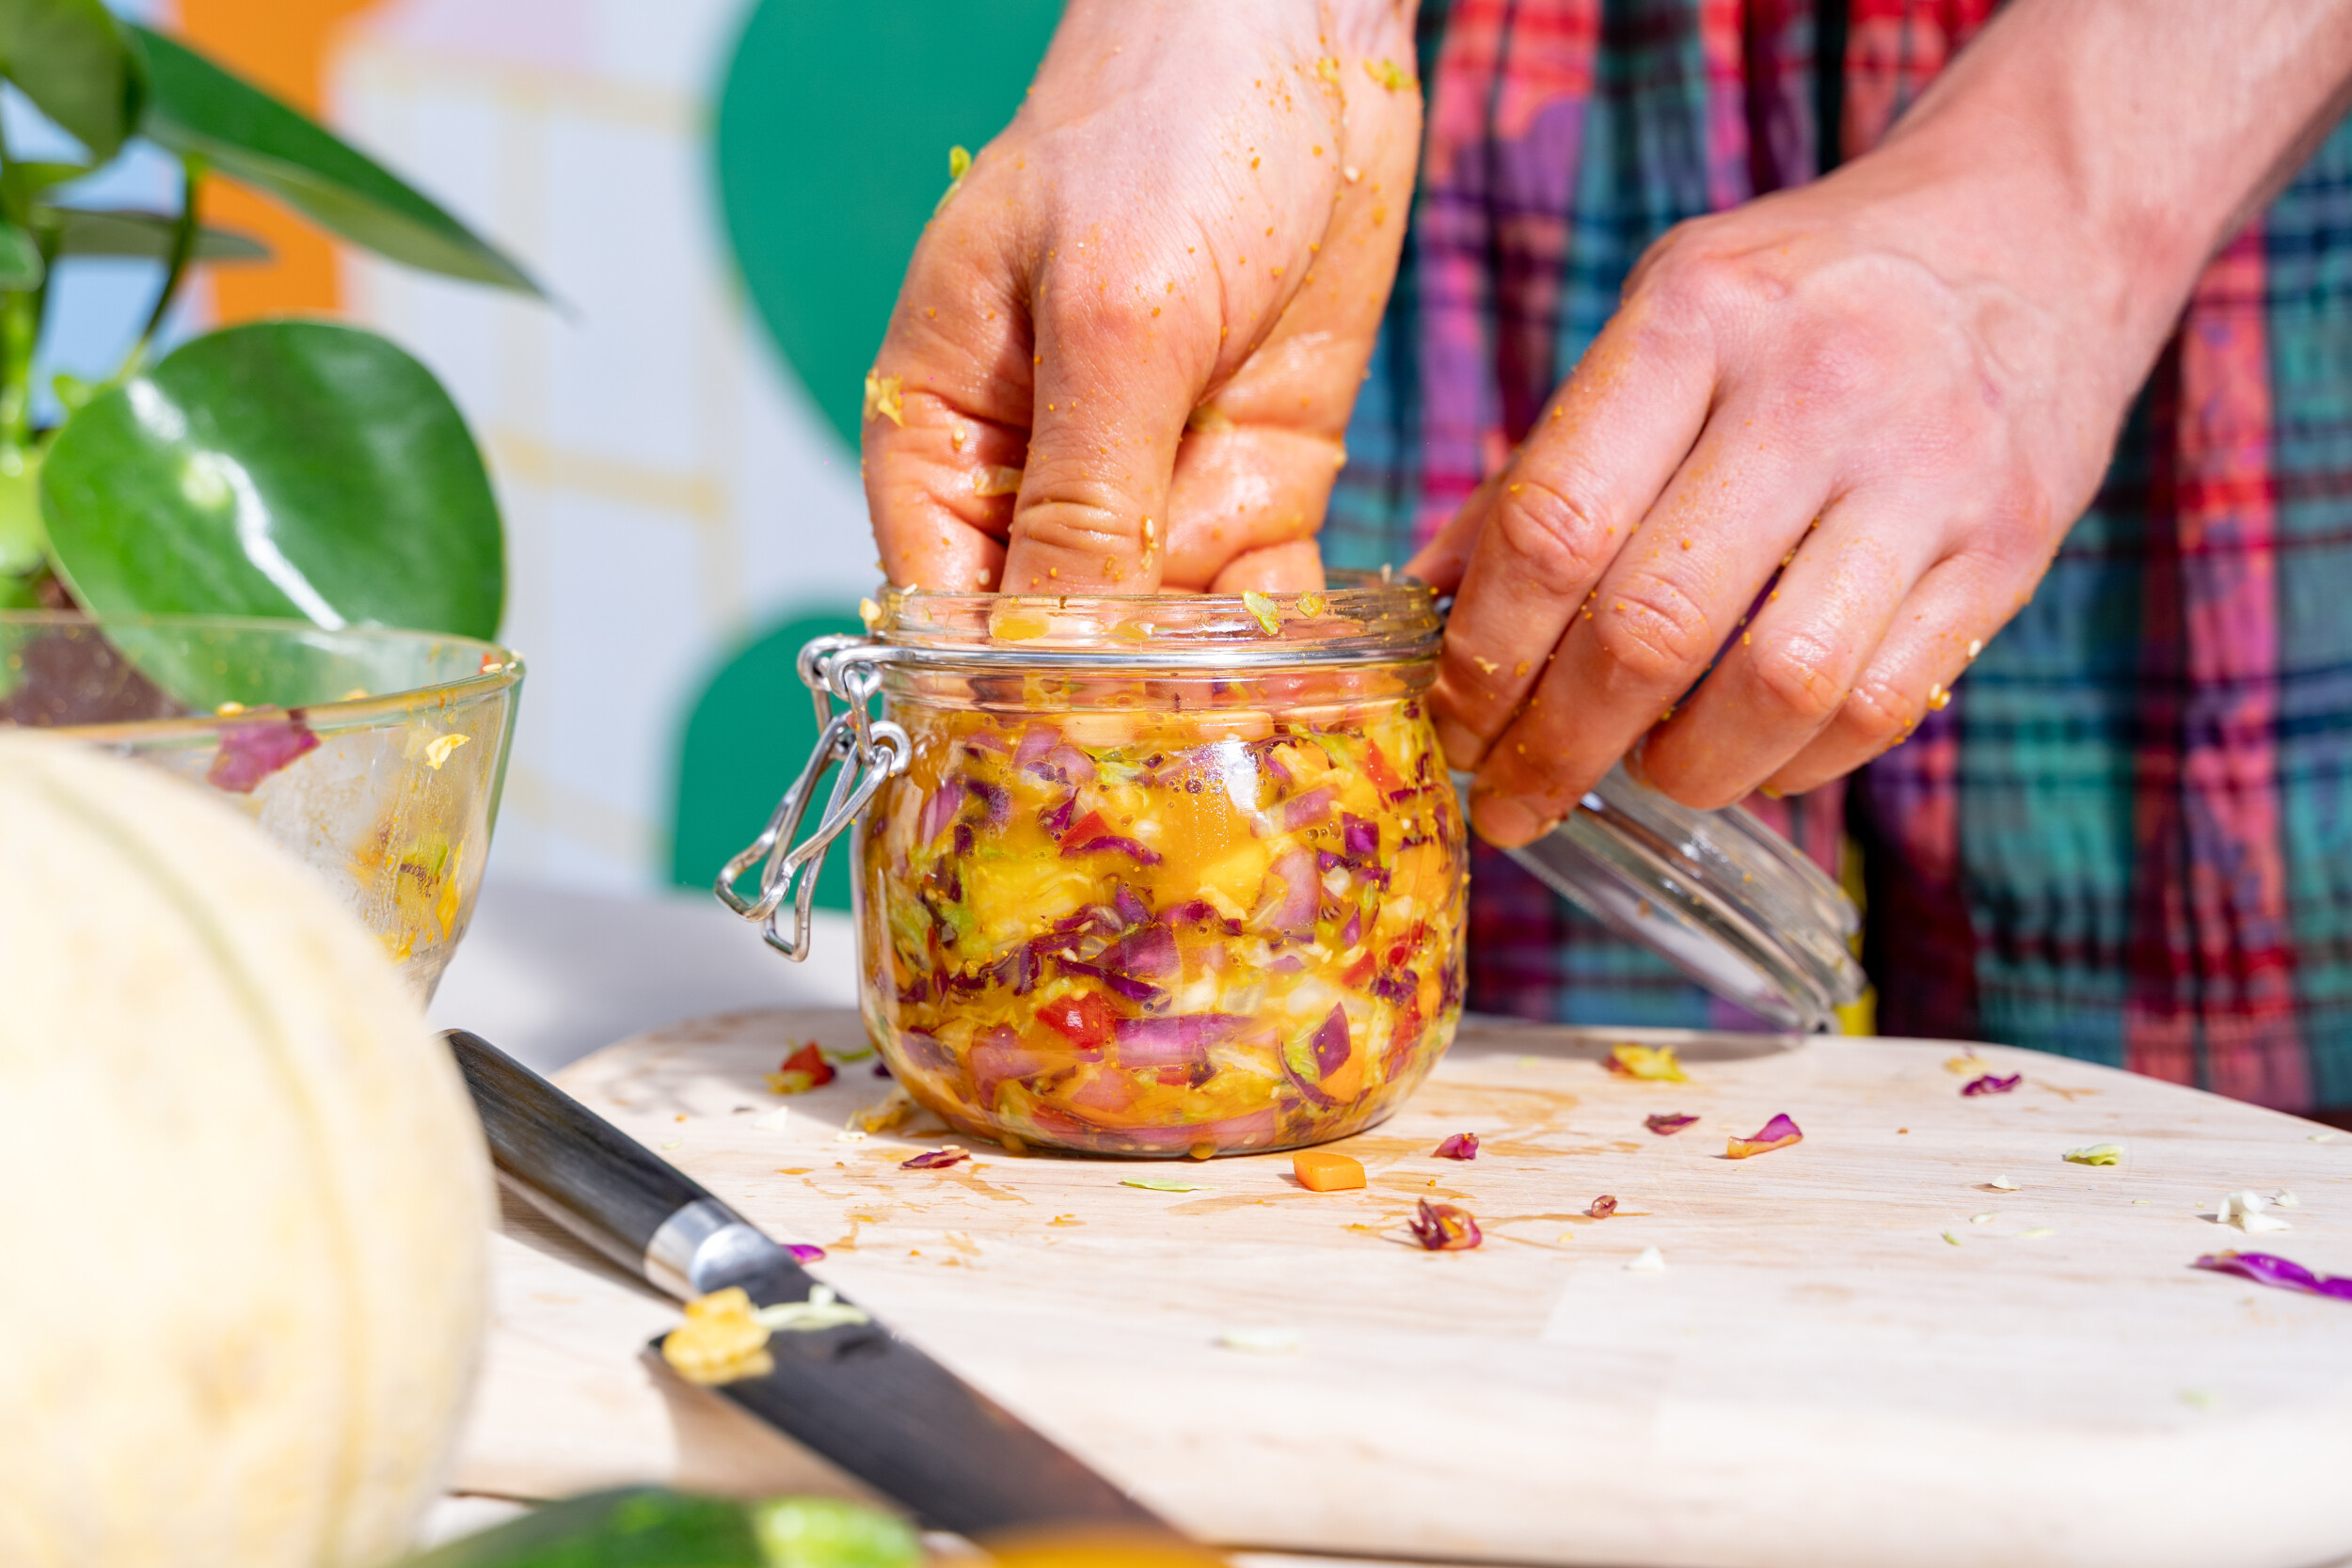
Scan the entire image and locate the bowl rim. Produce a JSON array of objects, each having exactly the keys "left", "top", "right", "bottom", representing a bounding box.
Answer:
[{"left": 0, "top": 610, "right": 524, "bottom": 741}]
